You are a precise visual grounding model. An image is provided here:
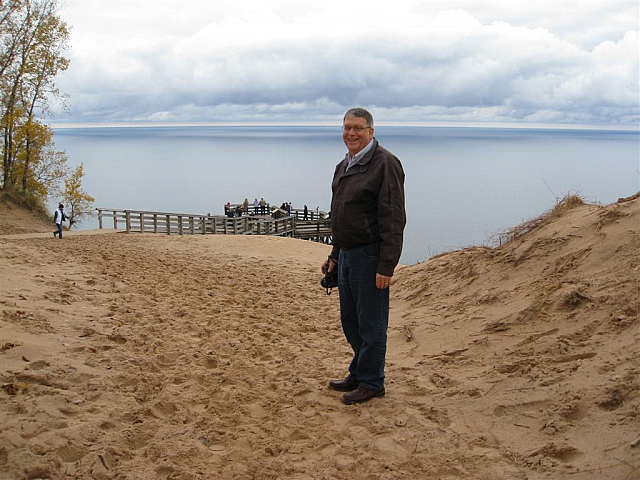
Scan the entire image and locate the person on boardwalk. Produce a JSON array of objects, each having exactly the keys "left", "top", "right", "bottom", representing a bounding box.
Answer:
[
  {"left": 253, "top": 198, "right": 259, "bottom": 215},
  {"left": 303, "top": 205, "right": 309, "bottom": 220},
  {"left": 321, "top": 107, "right": 406, "bottom": 405},
  {"left": 259, "top": 198, "right": 266, "bottom": 215},
  {"left": 243, "top": 198, "right": 249, "bottom": 216},
  {"left": 53, "top": 203, "right": 68, "bottom": 239}
]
